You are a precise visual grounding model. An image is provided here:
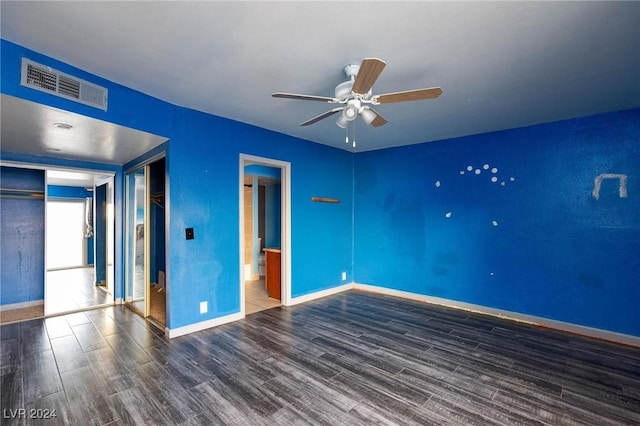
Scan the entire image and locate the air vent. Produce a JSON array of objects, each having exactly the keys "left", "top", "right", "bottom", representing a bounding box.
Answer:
[{"left": 21, "top": 58, "right": 108, "bottom": 111}]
